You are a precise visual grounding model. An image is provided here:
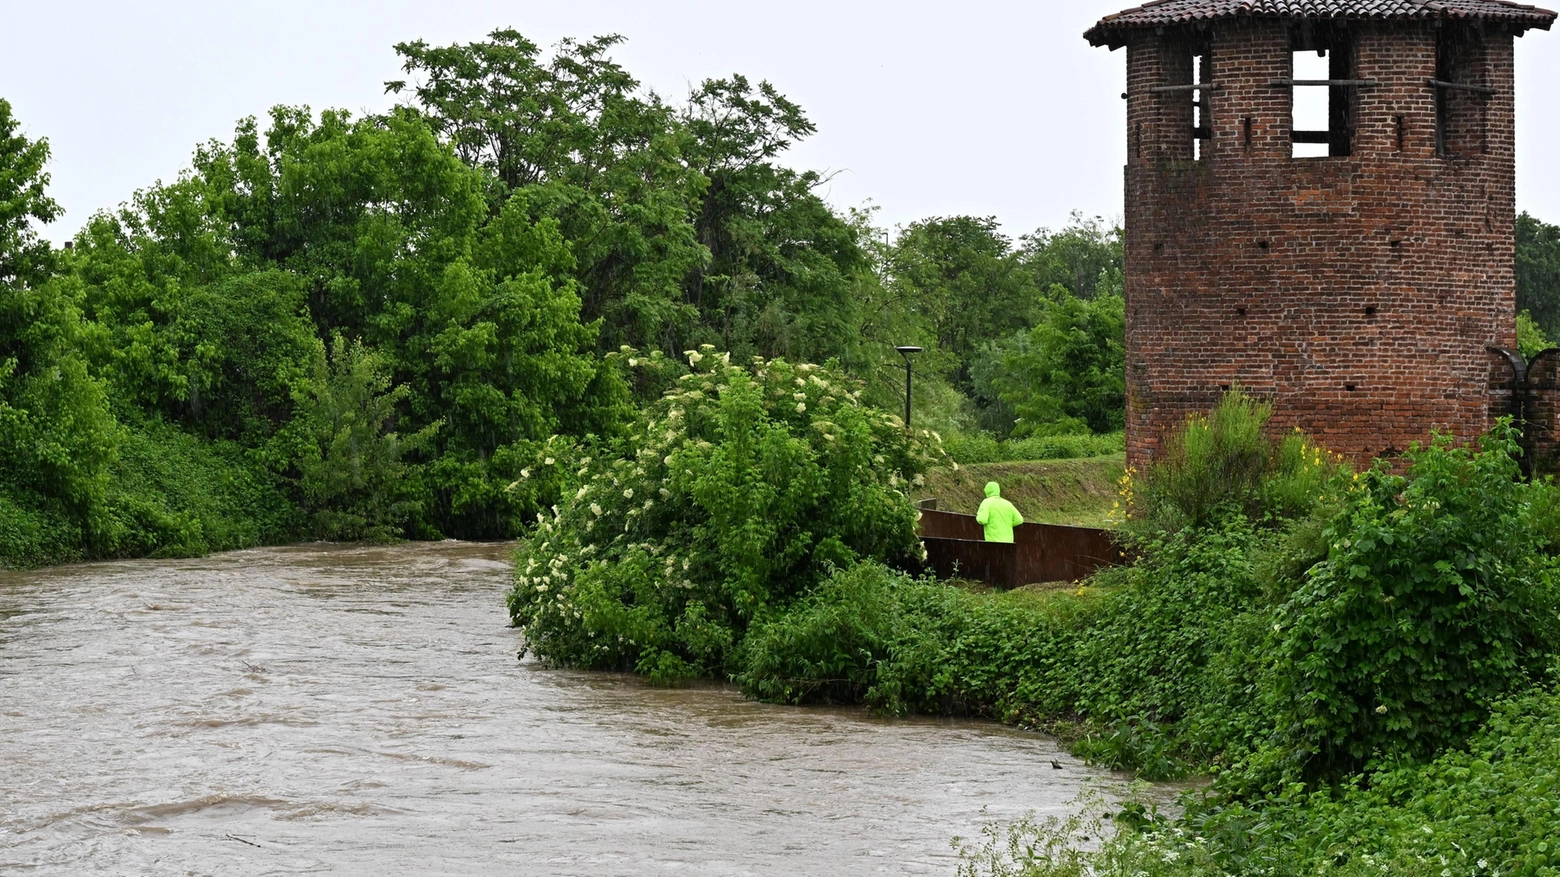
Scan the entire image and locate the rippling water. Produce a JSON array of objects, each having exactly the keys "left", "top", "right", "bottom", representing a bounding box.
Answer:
[{"left": 1, "top": 542, "right": 1145, "bottom": 875}]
